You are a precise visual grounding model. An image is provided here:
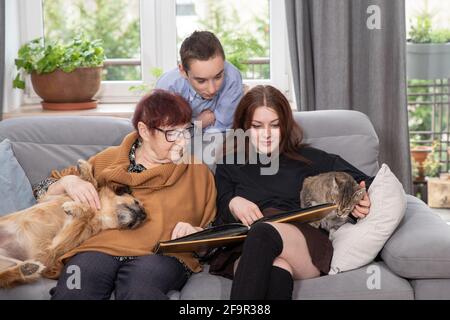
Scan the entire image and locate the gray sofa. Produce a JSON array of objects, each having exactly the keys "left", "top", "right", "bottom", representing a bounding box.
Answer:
[{"left": 1, "top": 110, "right": 449, "bottom": 300}]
